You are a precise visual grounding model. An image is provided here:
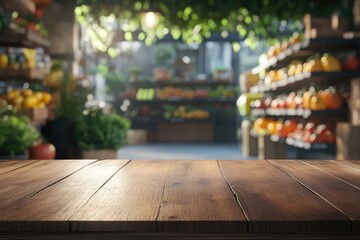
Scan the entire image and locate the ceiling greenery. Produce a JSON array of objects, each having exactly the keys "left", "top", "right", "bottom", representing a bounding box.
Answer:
[{"left": 74, "top": 0, "right": 354, "bottom": 56}]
